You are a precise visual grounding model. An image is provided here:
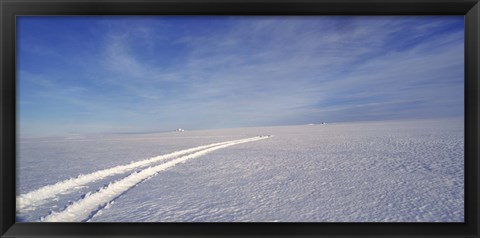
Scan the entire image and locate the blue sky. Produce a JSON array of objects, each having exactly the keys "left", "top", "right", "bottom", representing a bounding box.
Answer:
[{"left": 17, "top": 16, "right": 464, "bottom": 138}]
